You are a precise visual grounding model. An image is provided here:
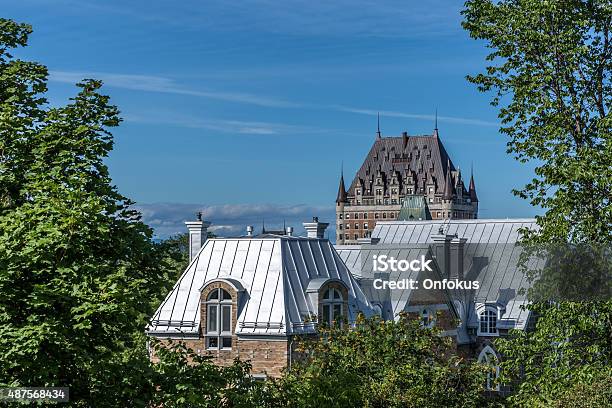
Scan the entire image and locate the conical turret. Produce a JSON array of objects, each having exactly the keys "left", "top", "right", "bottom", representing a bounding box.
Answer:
[
  {"left": 336, "top": 170, "right": 348, "bottom": 204},
  {"left": 469, "top": 170, "right": 478, "bottom": 202}
]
